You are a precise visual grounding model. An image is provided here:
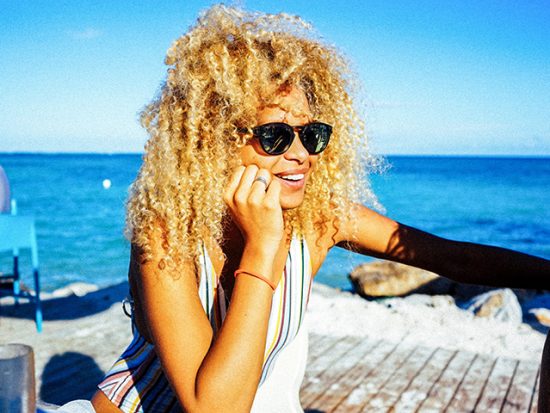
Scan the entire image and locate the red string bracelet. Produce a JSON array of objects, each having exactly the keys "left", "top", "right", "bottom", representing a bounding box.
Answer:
[{"left": 234, "top": 269, "right": 277, "bottom": 291}]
